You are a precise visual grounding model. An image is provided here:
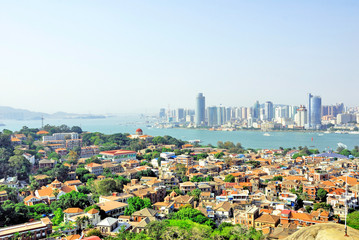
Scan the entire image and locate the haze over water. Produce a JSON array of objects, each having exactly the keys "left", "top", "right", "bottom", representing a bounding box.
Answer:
[{"left": 1, "top": 116, "right": 358, "bottom": 151}]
